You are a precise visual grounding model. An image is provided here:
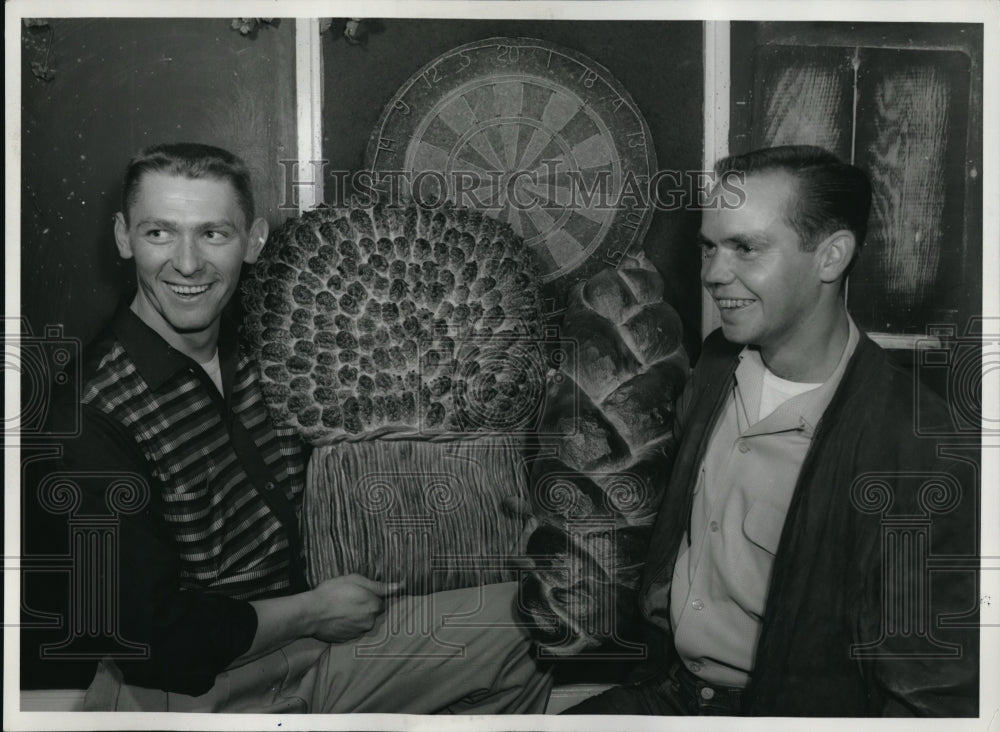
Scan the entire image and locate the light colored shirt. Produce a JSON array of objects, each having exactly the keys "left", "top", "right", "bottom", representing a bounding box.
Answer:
[
  {"left": 199, "top": 350, "right": 223, "bottom": 395},
  {"left": 670, "top": 316, "right": 860, "bottom": 687}
]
